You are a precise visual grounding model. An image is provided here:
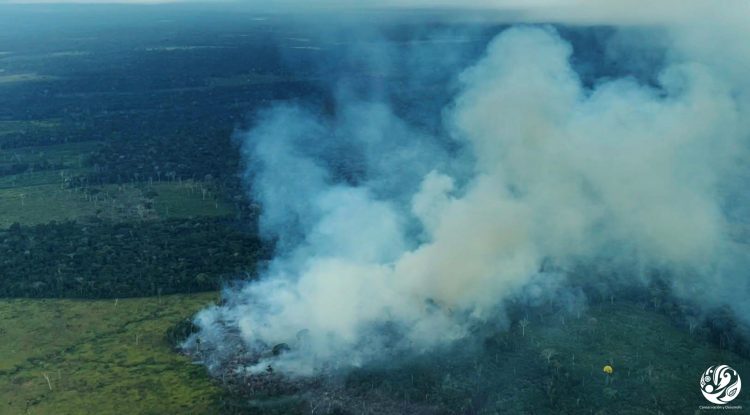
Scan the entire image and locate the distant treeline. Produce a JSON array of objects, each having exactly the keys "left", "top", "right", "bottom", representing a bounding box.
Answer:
[{"left": 0, "top": 218, "right": 268, "bottom": 299}]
